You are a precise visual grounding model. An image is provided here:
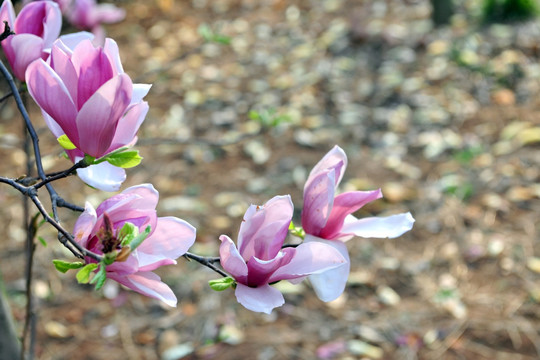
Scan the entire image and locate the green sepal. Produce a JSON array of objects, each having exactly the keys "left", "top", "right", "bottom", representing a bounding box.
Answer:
[
  {"left": 76, "top": 263, "right": 98, "bottom": 284},
  {"left": 209, "top": 277, "right": 235, "bottom": 291},
  {"left": 57, "top": 135, "right": 77, "bottom": 150},
  {"left": 83, "top": 154, "right": 96, "bottom": 165},
  {"left": 52, "top": 259, "right": 85, "bottom": 273},
  {"left": 103, "top": 252, "right": 117, "bottom": 265}
]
